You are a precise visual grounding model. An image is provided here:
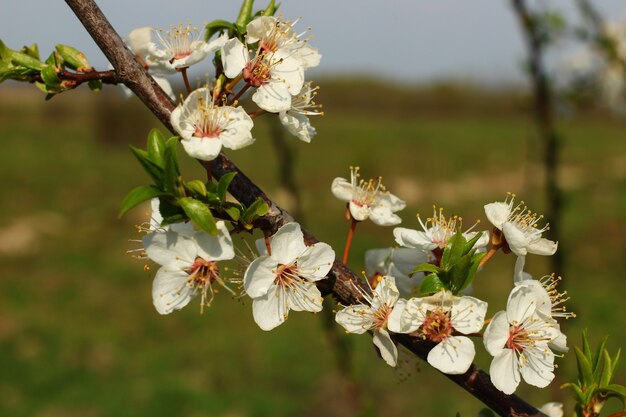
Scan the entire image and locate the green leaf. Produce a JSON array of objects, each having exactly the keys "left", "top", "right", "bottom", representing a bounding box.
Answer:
[
  {"left": 146, "top": 129, "right": 167, "bottom": 168},
  {"left": 612, "top": 349, "right": 621, "bottom": 377},
  {"left": 21, "top": 43, "right": 39, "bottom": 59},
  {"left": 242, "top": 197, "right": 269, "bottom": 223},
  {"left": 261, "top": 0, "right": 278, "bottom": 16},
  {"left": 582, "top": 382, "right": 597, "bottom": 404},
  {"left": 235, "top": 0, "right": 255, "bottom": 31},
  {"left": 409, "top": 262, "right": 440, "bottom": 276},
  {"left": 582, "top": 329, "right": 592, "bottom": 361},
  {"left": 448, "top": 253, "right": 472, "bottom": 293},
  {"left": 130, "top": 146, "right": 164, "bottom": 186},
  {"left": 40, "top": 64, "right": 61, "bottom": 87},
  {"left": 600, "top": 349, "right": 613, "bottom": 388},
  {"left": 603, "top": 384, "right": 626, "bottom": 400},
  {"left": 55, "top": 44, "right": 90, "bottom": 71},
  {"left": 205, "top": 19, "right": 238, "bottom": 41},
  {"left": 562, "top": 382, "right": 585, "bottom": 403},
  {"left": 462, "top": 231, "right": 483, "bottom": 255},
  {"left": 119, "top": 185, "right": 168, "bottom": 218},
  {"left": 441, "top": 230, "right": 467, "bottom": 269},
  {"left": 457, "top": 251, "right": 486, "bottom": 293},
  {"left": 178, "top": 197, "right": 217, "bottom": 235},
  {"left": 216, "top": 171, "right": 237, "bottom": 202},
  {"left": 185, "top": 180, "right": 208, "bottom": 197},
  {"left": 163, "top": 137, "right": 181, "bottom": 195},
  {"left": 575, "top": 346, "right": 594, "bottom": 387},
  {"left": 224, "top": 205, "right": 241, "bottom": 221},
  {"left": 88, "top": 79, "right": 102, "bottom": 92},
  {"left": 419, "top": 274, "right": 444, "bottom": 295},
  {"left": 591, "top": 334, "right": 607, "bottom": 374},
  {"left": 10, "top": 50, "right": 44, "bottom": 71}
]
